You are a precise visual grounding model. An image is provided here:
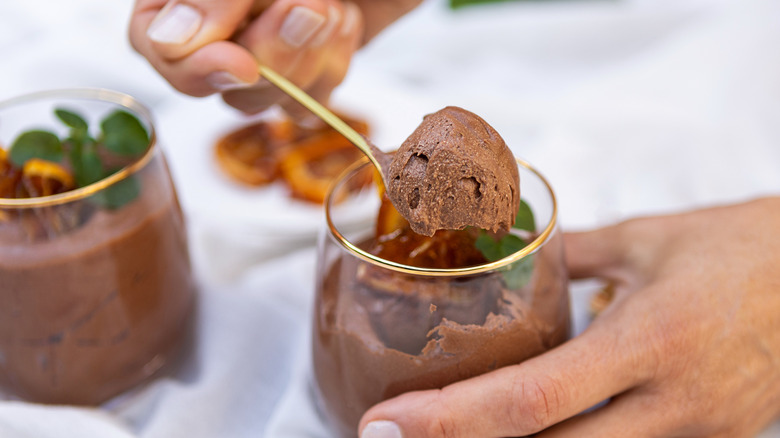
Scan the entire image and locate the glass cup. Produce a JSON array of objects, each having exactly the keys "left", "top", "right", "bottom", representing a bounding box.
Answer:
[
  {"left": 0, "top": 89, "right": 194, "bottom": 405},
  {"left": 312, "top": 158, "right": 571, "bottom": 437}
]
